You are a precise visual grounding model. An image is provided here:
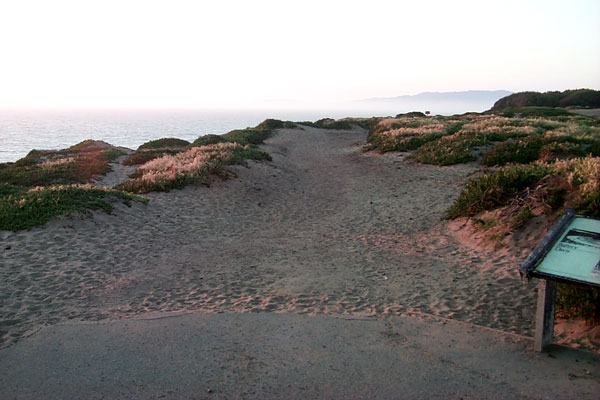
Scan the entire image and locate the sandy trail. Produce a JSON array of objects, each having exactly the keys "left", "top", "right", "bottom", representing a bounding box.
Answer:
[{"left": 2, "top": 126, "right": 541, "bottom": 348}]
